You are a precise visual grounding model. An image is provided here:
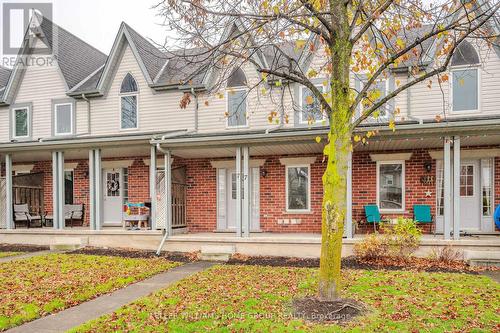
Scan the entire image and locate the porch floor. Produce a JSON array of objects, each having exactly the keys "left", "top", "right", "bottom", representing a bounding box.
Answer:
[{"left": 0, "top": 229, "right": 498, "bottom": 257}]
